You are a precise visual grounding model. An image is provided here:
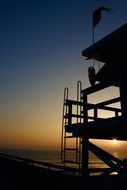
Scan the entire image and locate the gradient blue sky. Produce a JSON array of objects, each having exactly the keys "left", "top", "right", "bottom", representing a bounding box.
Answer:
[{"left": 1, "top": 0, "right": 127, "bottom": 150}]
